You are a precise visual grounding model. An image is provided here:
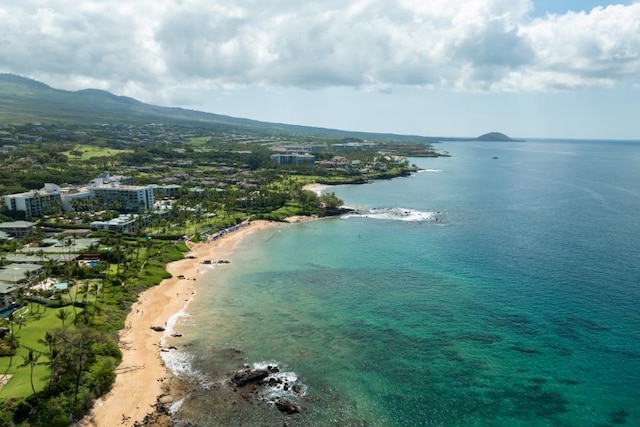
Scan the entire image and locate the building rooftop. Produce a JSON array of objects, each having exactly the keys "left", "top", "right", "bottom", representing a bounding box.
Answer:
[
  {"left": 0, "top": 263, "right": 43, "bottom": 283},
  {"left": 0, "top": 221, "right": 36, "bottom": 229}
]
